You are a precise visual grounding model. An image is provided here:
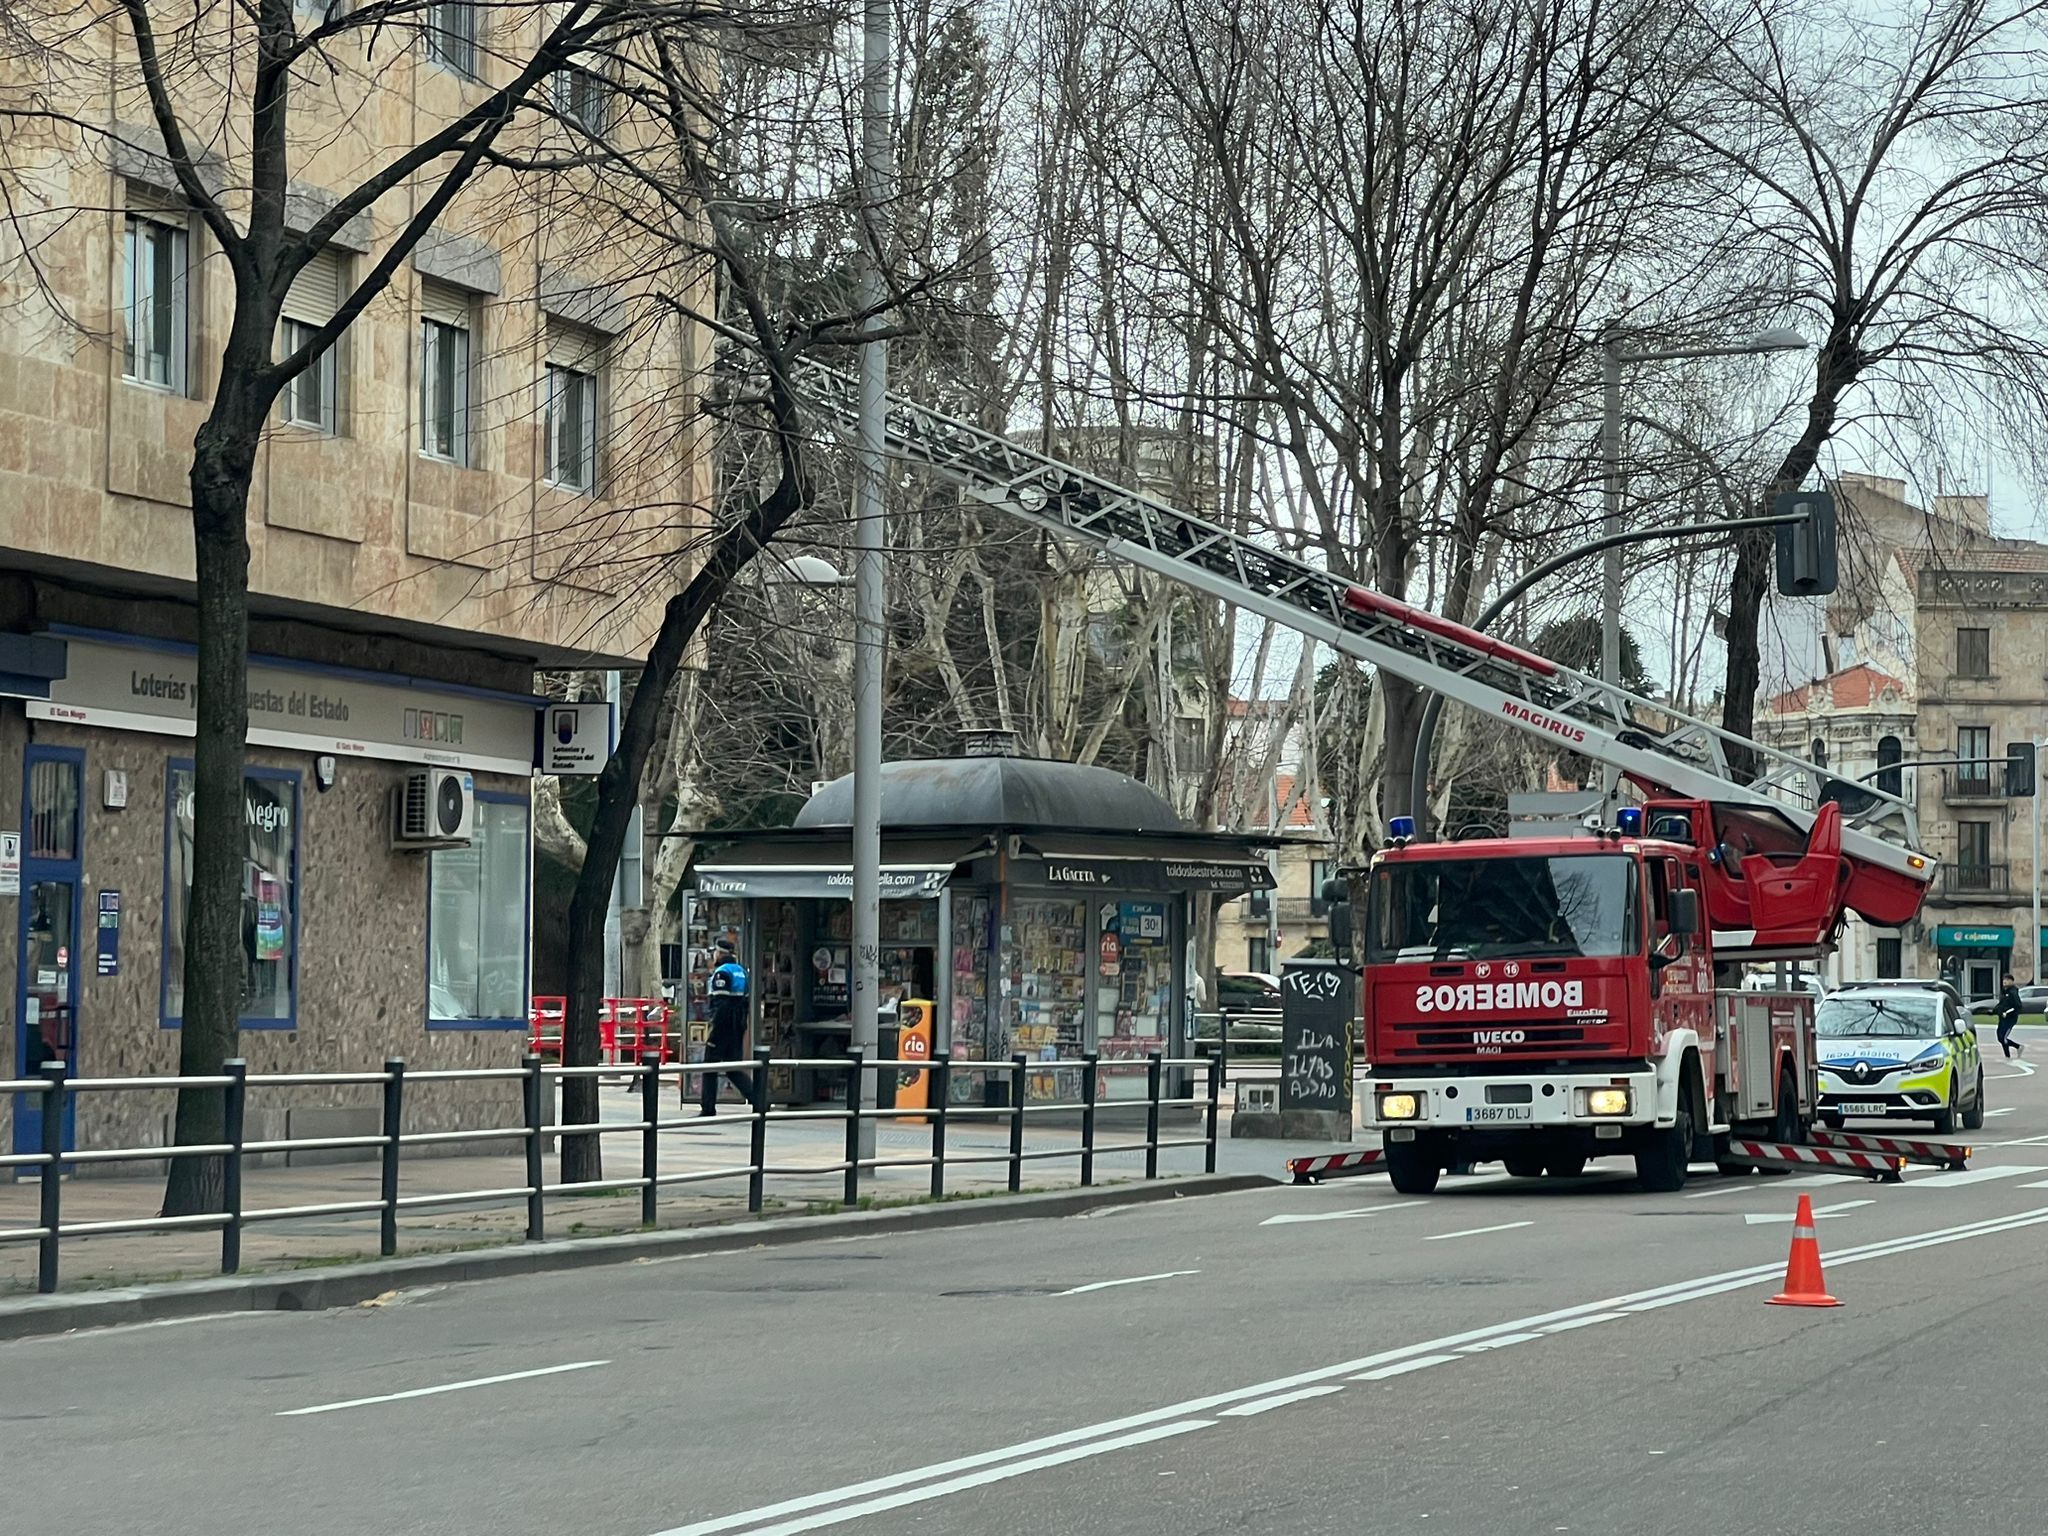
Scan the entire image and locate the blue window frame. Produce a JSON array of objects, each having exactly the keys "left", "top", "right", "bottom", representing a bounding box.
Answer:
[
  {"left": 427, "top": 790, "right": 530, "bottom": 1028},
  {"left": 161, "top": 761, "right": 301, "bottom": 1030}
]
